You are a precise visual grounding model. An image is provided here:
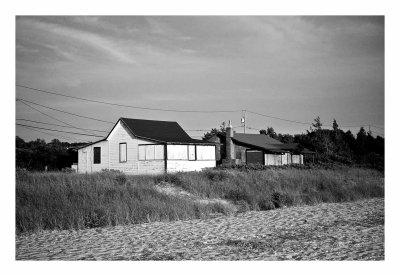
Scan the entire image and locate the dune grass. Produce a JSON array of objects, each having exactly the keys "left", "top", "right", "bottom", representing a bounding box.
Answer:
[{"left": 16, "top": 167, "right": 384, "bottom": 234}]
